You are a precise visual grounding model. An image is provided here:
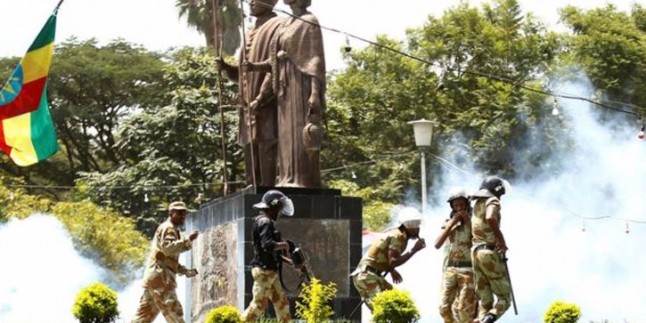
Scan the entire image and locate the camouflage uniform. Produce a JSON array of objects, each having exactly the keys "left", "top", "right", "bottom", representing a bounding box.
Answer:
[
  {"left": 132, "top": 219, "right": 193, "bottom": 323},
  {"left": 243, "top": 267, "right": 291, "bottom": 322},
  {"left": 471, "top": 196, "right": 511, "bottom": 320},
  {"left": 439, "top": 219, "right": 476, "bottom": 323},
  {"left": 242, "top": 215, "right": 291, "bottom": 323},
  {"left": 351, "top": 229, "right": 408, "bottom": 309}
]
